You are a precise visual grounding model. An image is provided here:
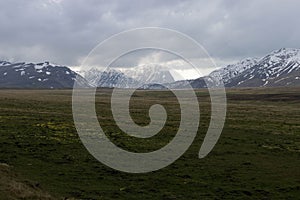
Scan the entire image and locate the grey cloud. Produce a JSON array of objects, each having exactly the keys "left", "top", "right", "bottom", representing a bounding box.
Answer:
[{"left": 0, "top": 0, "right": 299, "bottom": 69}]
